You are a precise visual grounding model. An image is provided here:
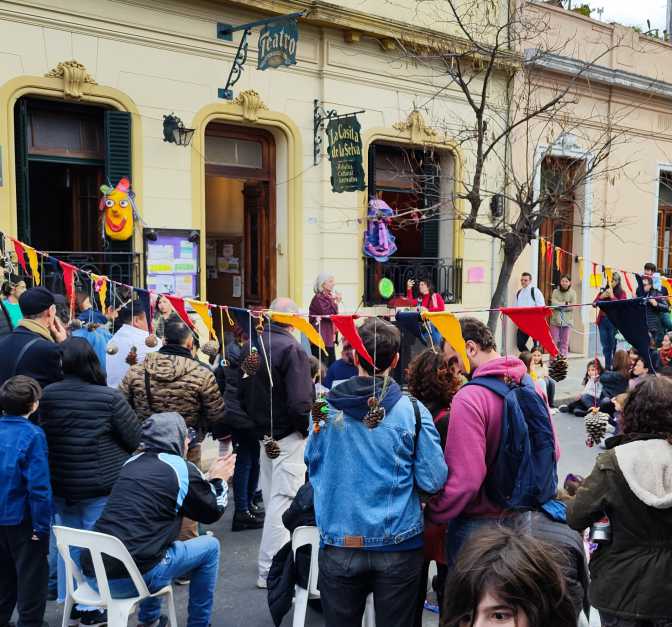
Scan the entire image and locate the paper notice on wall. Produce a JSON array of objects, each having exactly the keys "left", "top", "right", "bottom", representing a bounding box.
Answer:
[
  {"left": 147, "top": 260, "right": 175, "bottom": 274},
  {"left": 467, "top": 266, "right": 486, "bottom": 283},
  {"left": 179, "top": 241, "right": 194, "bottom": 258},
  {"left": 106, "top": 324, "right": 160, "bottom": 388},
  {"left": 218, "top": 257, "right": 239, "bottom": 273},
  {"left": 233, "top": 275, "right": 242, "bottom": 298},
  {"left": 175, "top": 274, "right": 194, "bottom": 297},
  {"left": 174, "top": 259, "right": 197, "bottom": 274},
  {"left": 147, "top": 274, "right": 176, "bottom": 294},
  {"left": 222, "top": 244, "right": 234, "bottom": 257},
  {"left": 148, "top": 244, "right": 174, "bottom": 260}
]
